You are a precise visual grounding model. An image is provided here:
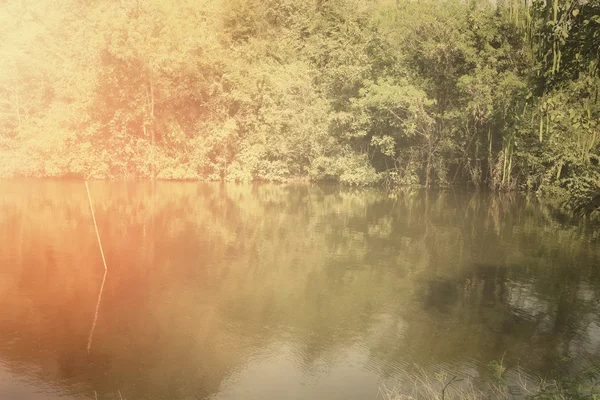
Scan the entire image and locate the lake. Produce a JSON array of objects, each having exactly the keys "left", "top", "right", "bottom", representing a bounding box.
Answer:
[{"left": 1, "top": 181, "right": 599, "bottom": 400}]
